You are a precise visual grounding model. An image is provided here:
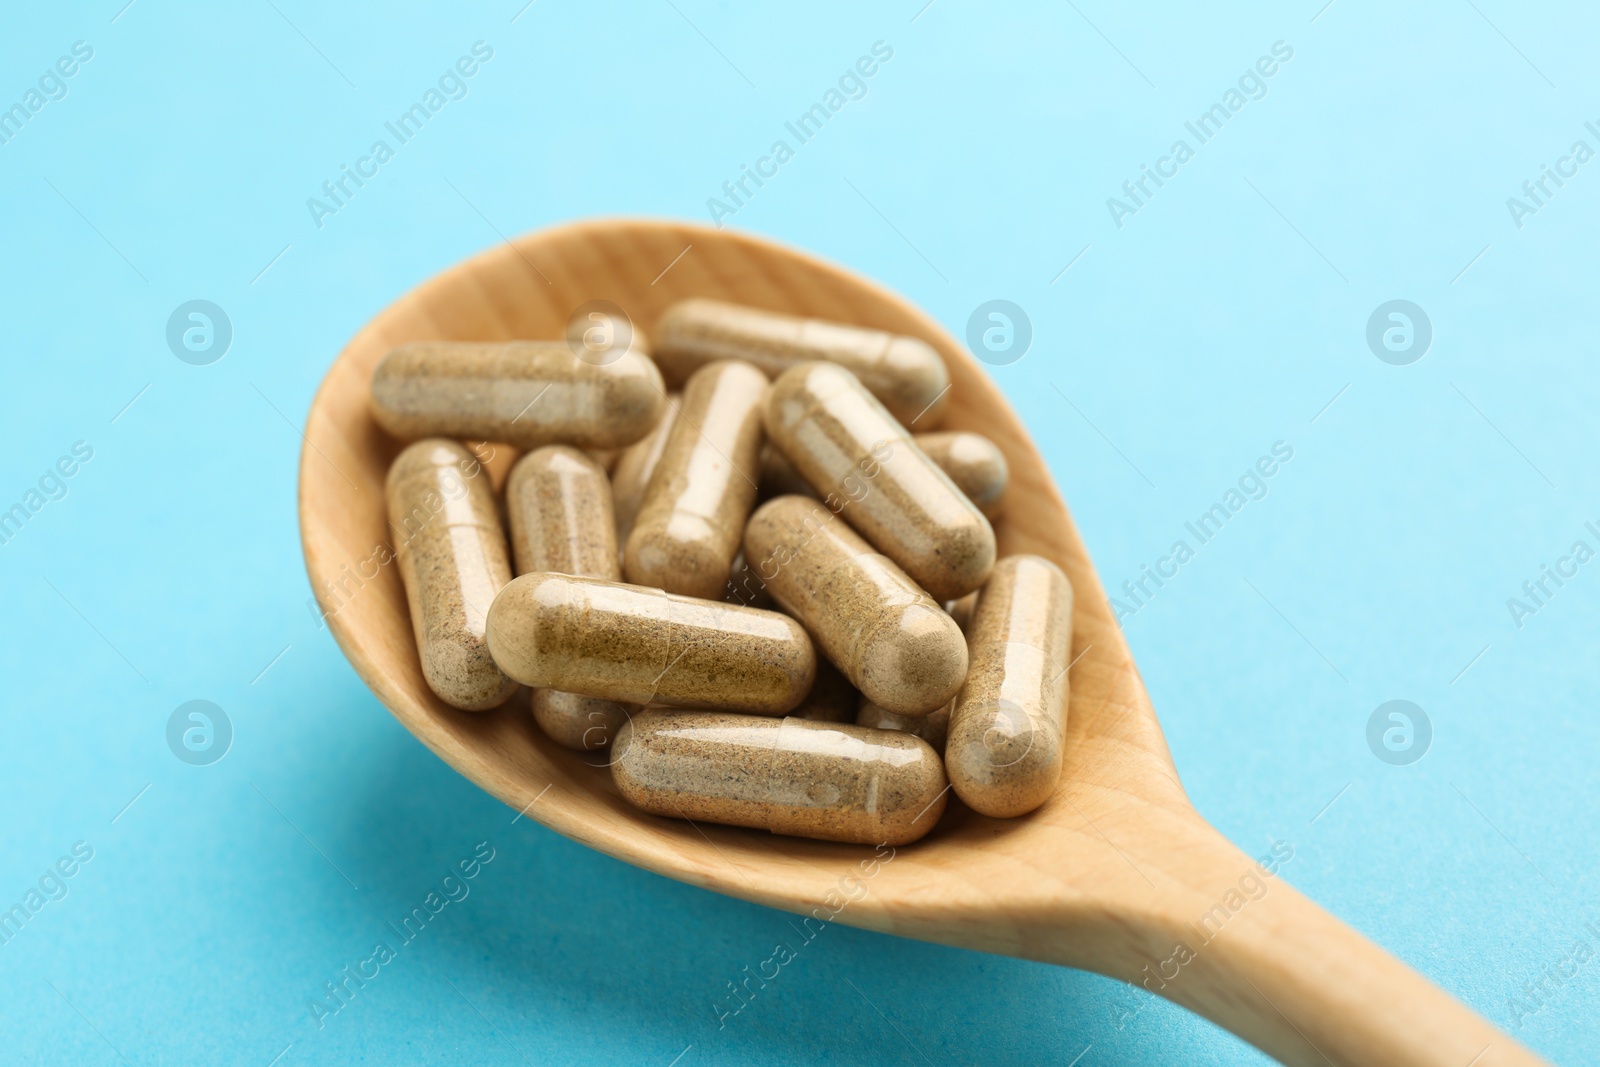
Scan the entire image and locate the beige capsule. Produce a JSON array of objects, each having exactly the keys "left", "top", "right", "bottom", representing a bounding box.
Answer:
[
  {"left": 505, "top": 446, "right": 619, "bottom": 580},
  {"left": 624, "top": 361, "right": 767, "bottom": 600},
  {"left": 765, "top": 362, "right": 996, "bottom": 601},
  {"left": 947, "top": 555, "right": 1075, "bottom": 819},
  {"left": 857, "top": 698, "right": 951, "bottom": 750},
  {"left": 612, "top": 710, "right": 948, "bottom": 845},
  {"left": 386, "top": 439, "right": 518, "bottom": 711},
  {"left": 370, "top": 340, "right": 665, "bottom": 450},
  {"left": 610, "top": 394, "right": 681, "bottom": 546},
  {"left": 504, "top": 446, "right": 632, "bottom": 750},
  {"left": 487, "top": 573, "right": 814, "bottom": 714},
  {"left": 527, "top": 691, "right": 631, "bottom": 752},
  {"left": 744, "top": 495, "right": 967, "bottom": 716},
  {"left": 764, "top": 430, "right": 1009, "bottom": 522},
  {"left": 655, "top": 298, "right": 951, "bottom": 427},
  {"left": 789, "top": 658, "right": 859, "bottom": 723},
  {"left": 914, "top": 431, "right": 1008, "bottom": 521}
]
